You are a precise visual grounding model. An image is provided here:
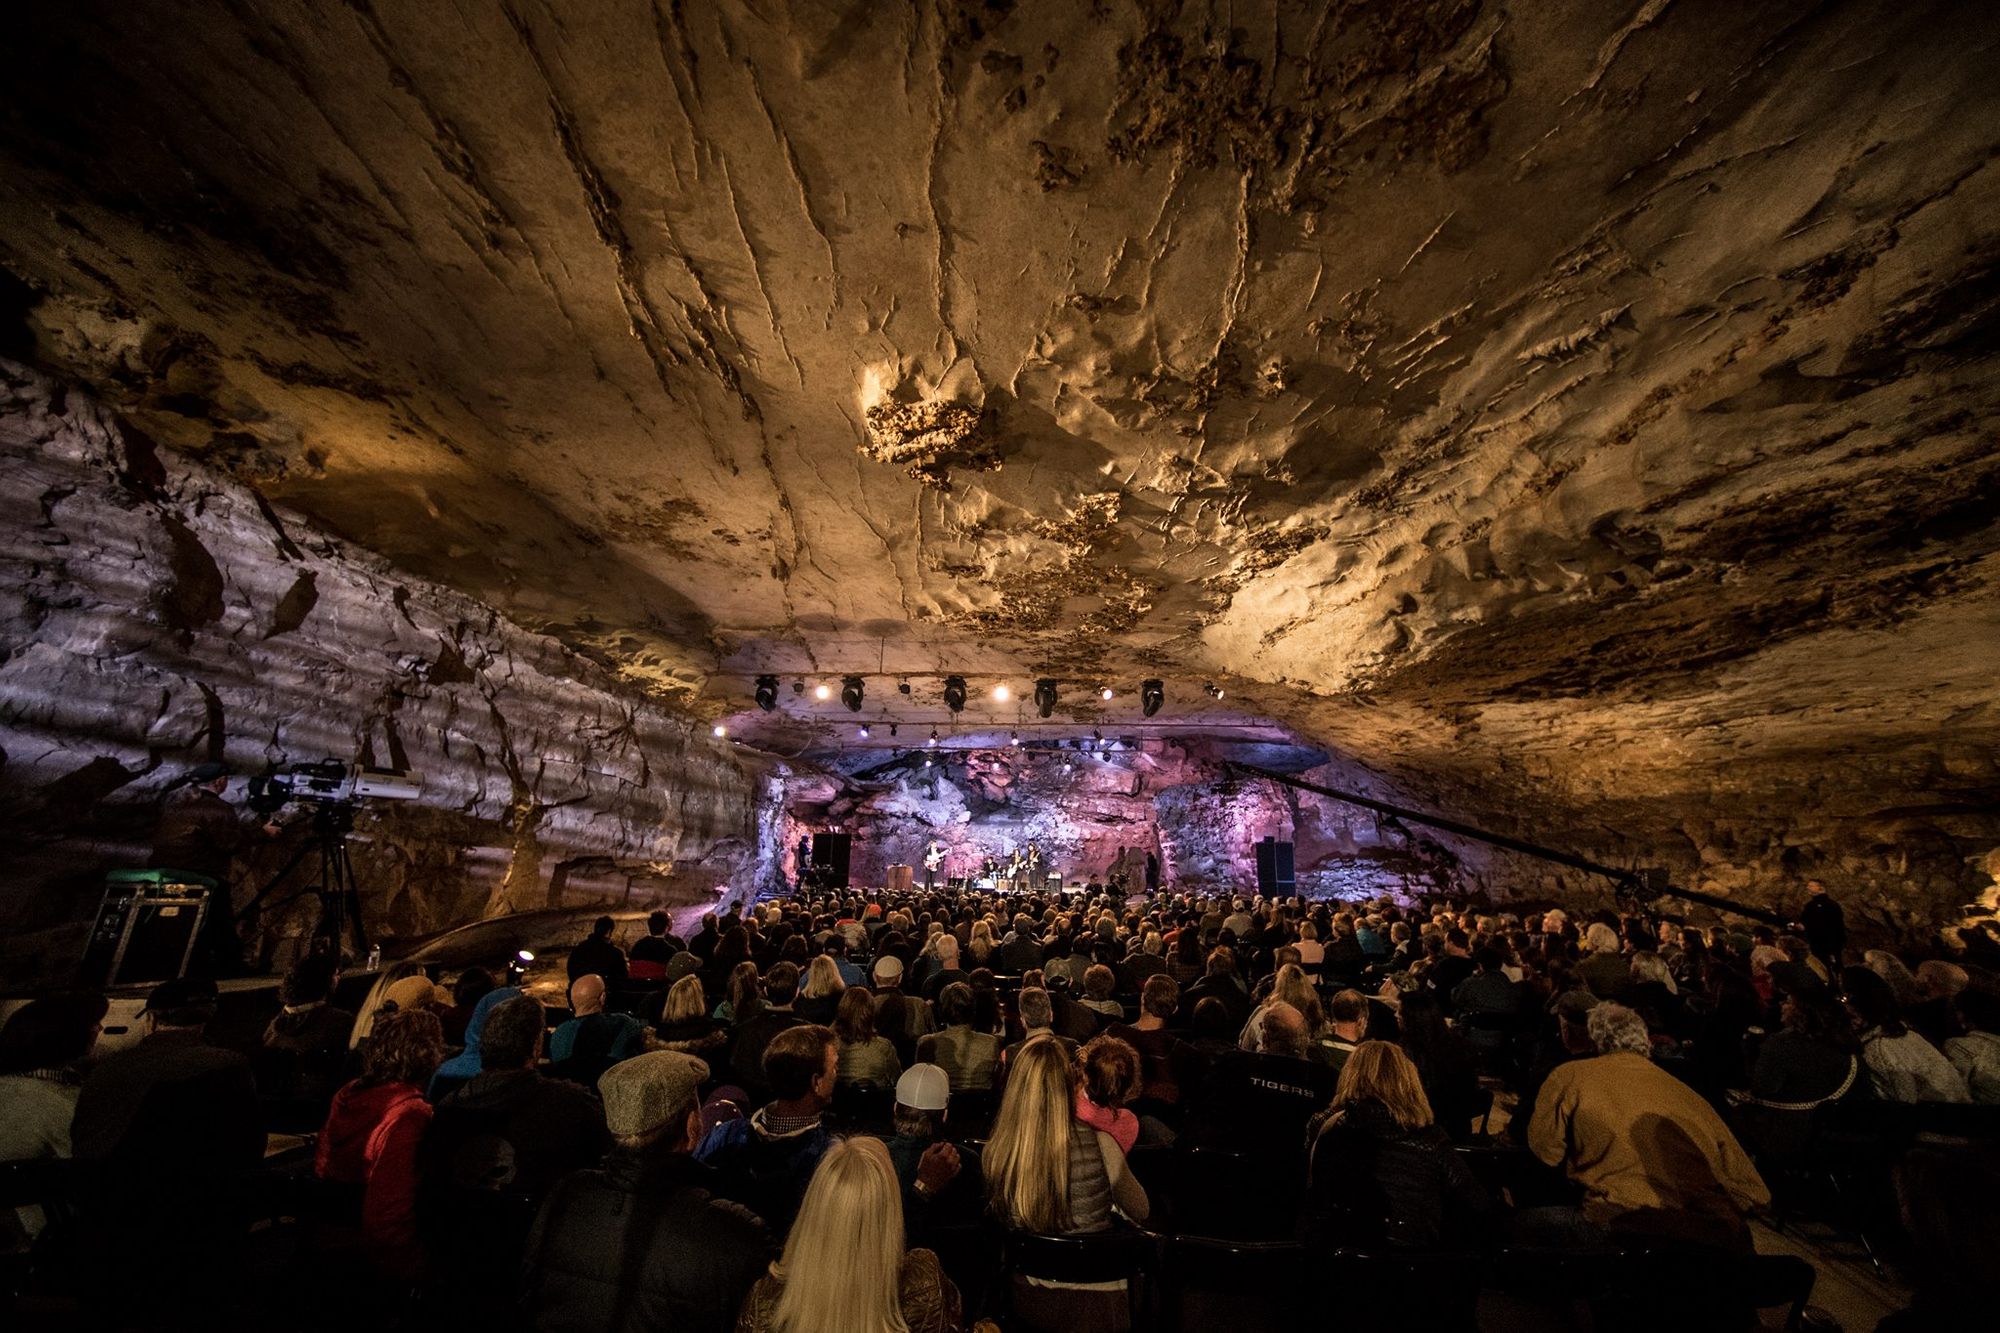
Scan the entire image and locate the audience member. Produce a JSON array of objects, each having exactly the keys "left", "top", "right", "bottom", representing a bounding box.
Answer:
[
  {"left": 1073, "top": 1034, "right": 1141, "bottom": 1153},
  {"left": 734, "top": 1136, "right": 962, "bottom": 1333},
  {"left": 522, "top": 1051, "right": 769, "bottom": 1333},
  {"left": 260, "top": 950, "right": 355, "bottom": 1102},
  {"left": 877, "top": 1063, "right": 975, "bottom": 1234},
  {"left": 1525, "top": 1003, "right": 1769, "bottom": 1251},
  {"left": 569, "top": 914, "right": 629, "bottom": 987},
  {"left": 429, "top": 984, "right": 522, "bottom": 1101},
  {"left": 1301, "top": 1041, "right": 1492, "bottom": 1250},
  {"left": 315, "top": 1006, "right": 446, "bottom": 1279},
  {"left": 730, "top": 962, "right": 806, "bottom": 1101},
  {"left": 549, "top": 974, "right": 648, "bottom": 1086},
  {"left": 916, "top": 982, "right": 999, "bottom": 1092},
  {"left": 1844, "top": 967, "right": 1971, "bottom": 1104},
  {"left": 697, "top": 1024, "right": 838, "bottom": 1231},
  {"left": 0, "top": 992, "right": 106, "bottom": 1247},
  {"left": 628, "top": 908, "right": 685, "bottom": 981},
  {"left": 835, "top": 986, "right": 902, "bottom": 1088}
]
